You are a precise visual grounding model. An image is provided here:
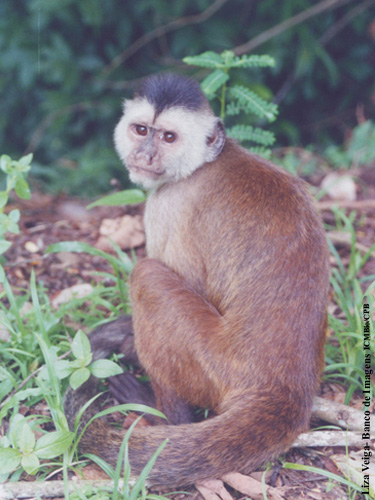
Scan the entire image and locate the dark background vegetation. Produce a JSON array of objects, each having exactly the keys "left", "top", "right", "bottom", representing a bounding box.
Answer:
[{"left": 1, "top": 0, "right": 374, "bottom": 195}]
